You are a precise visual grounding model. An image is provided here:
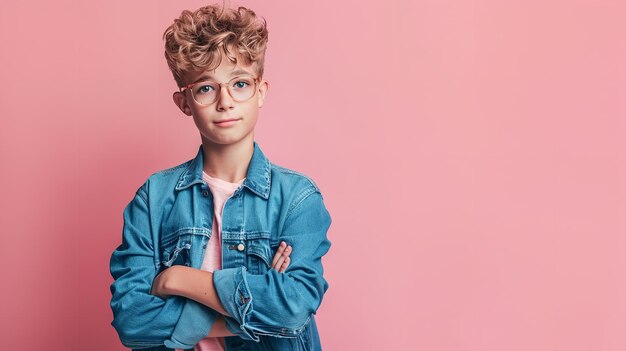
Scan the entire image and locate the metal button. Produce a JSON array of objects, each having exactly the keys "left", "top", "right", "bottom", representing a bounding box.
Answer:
[
  {"left": 237, "top": 243, "right": 245, "bottom": 251},
  {"left": 202, "top": 190, "right": 209, "bottom": 196}
]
